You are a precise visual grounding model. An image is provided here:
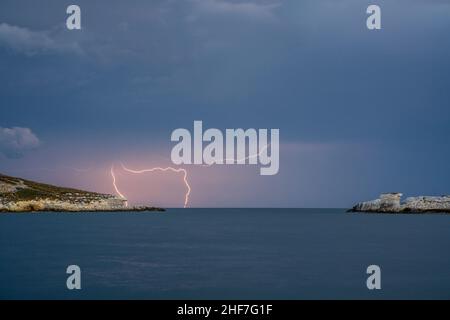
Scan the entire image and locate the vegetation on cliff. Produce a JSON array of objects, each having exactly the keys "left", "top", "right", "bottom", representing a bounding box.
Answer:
[{"left": 0, "top": 173, "right": 164, "bottom": 212}]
